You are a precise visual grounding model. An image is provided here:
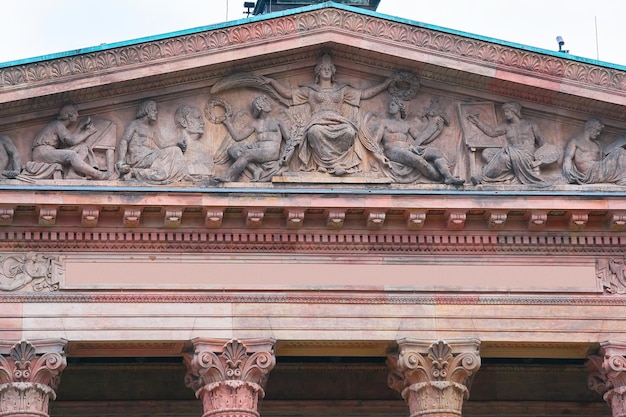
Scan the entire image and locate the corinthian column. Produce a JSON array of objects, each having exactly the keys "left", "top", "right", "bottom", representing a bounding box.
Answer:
[
  {"left": 184, "top": 338, "right": 276, "bottom": 417},
  {"left": 387, "top": 339, "right": 481, "bottom": 417},
  {"left": 0, "top": 339, "right": 67, "bottom": 417},
  {"left": 587, "top": 341, "right": 626, "bottom": 417}
]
